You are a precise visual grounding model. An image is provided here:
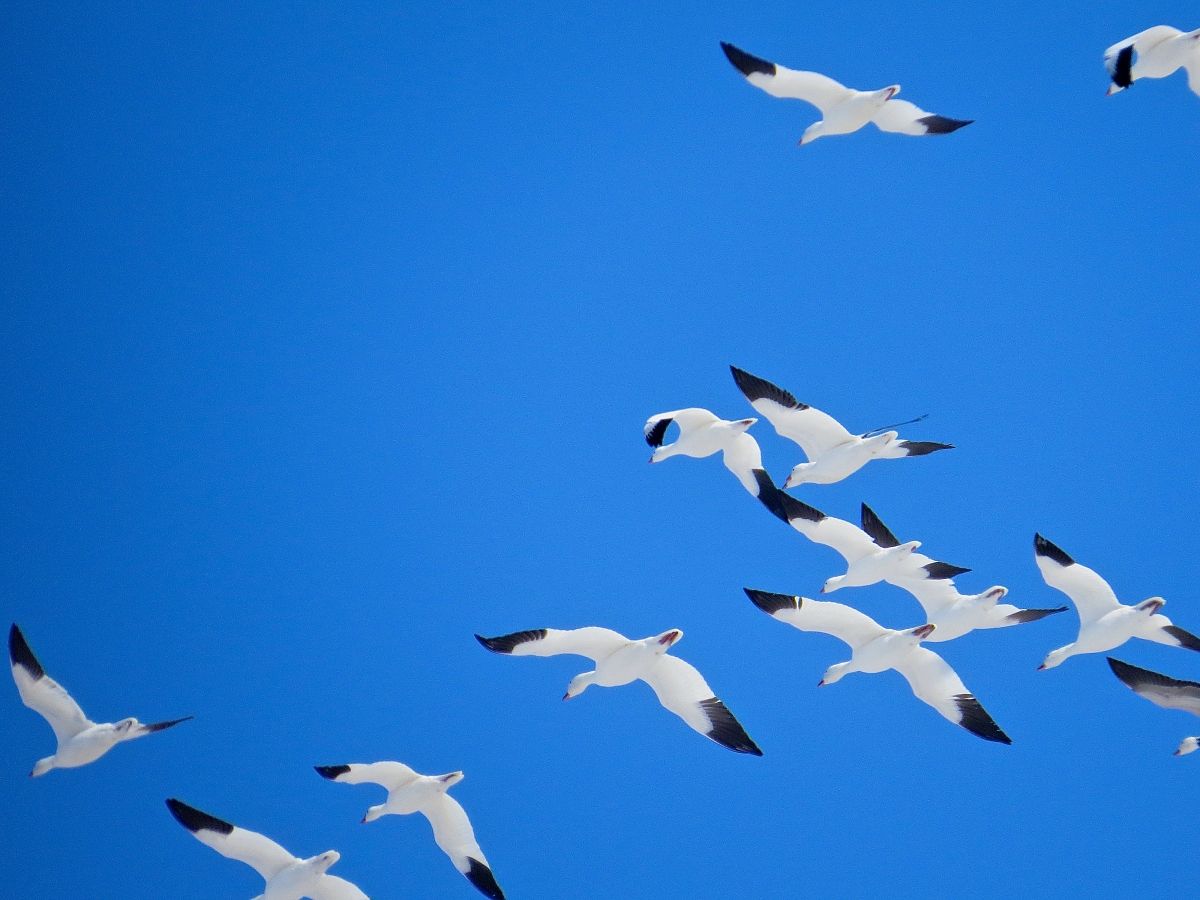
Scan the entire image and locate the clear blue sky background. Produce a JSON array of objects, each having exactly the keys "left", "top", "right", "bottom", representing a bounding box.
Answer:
[{"left": 2, "top": 1, "right": 1198, "bottom": 898}]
